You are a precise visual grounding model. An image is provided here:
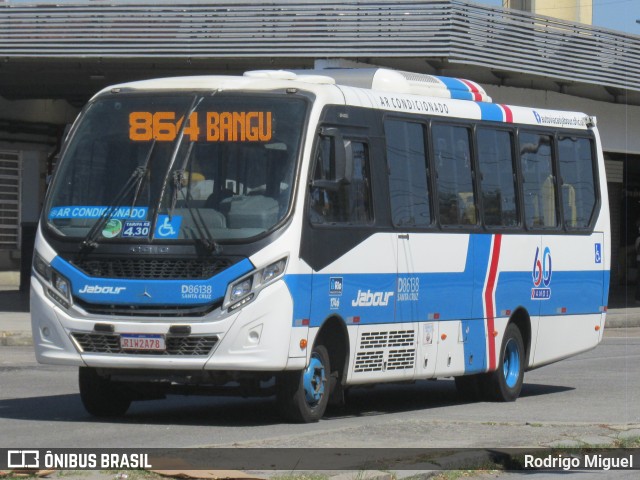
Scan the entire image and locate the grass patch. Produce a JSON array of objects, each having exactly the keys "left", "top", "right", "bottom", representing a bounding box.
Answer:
[{"left": 271, "top": 474, "right": 331, "bottom": 480}]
